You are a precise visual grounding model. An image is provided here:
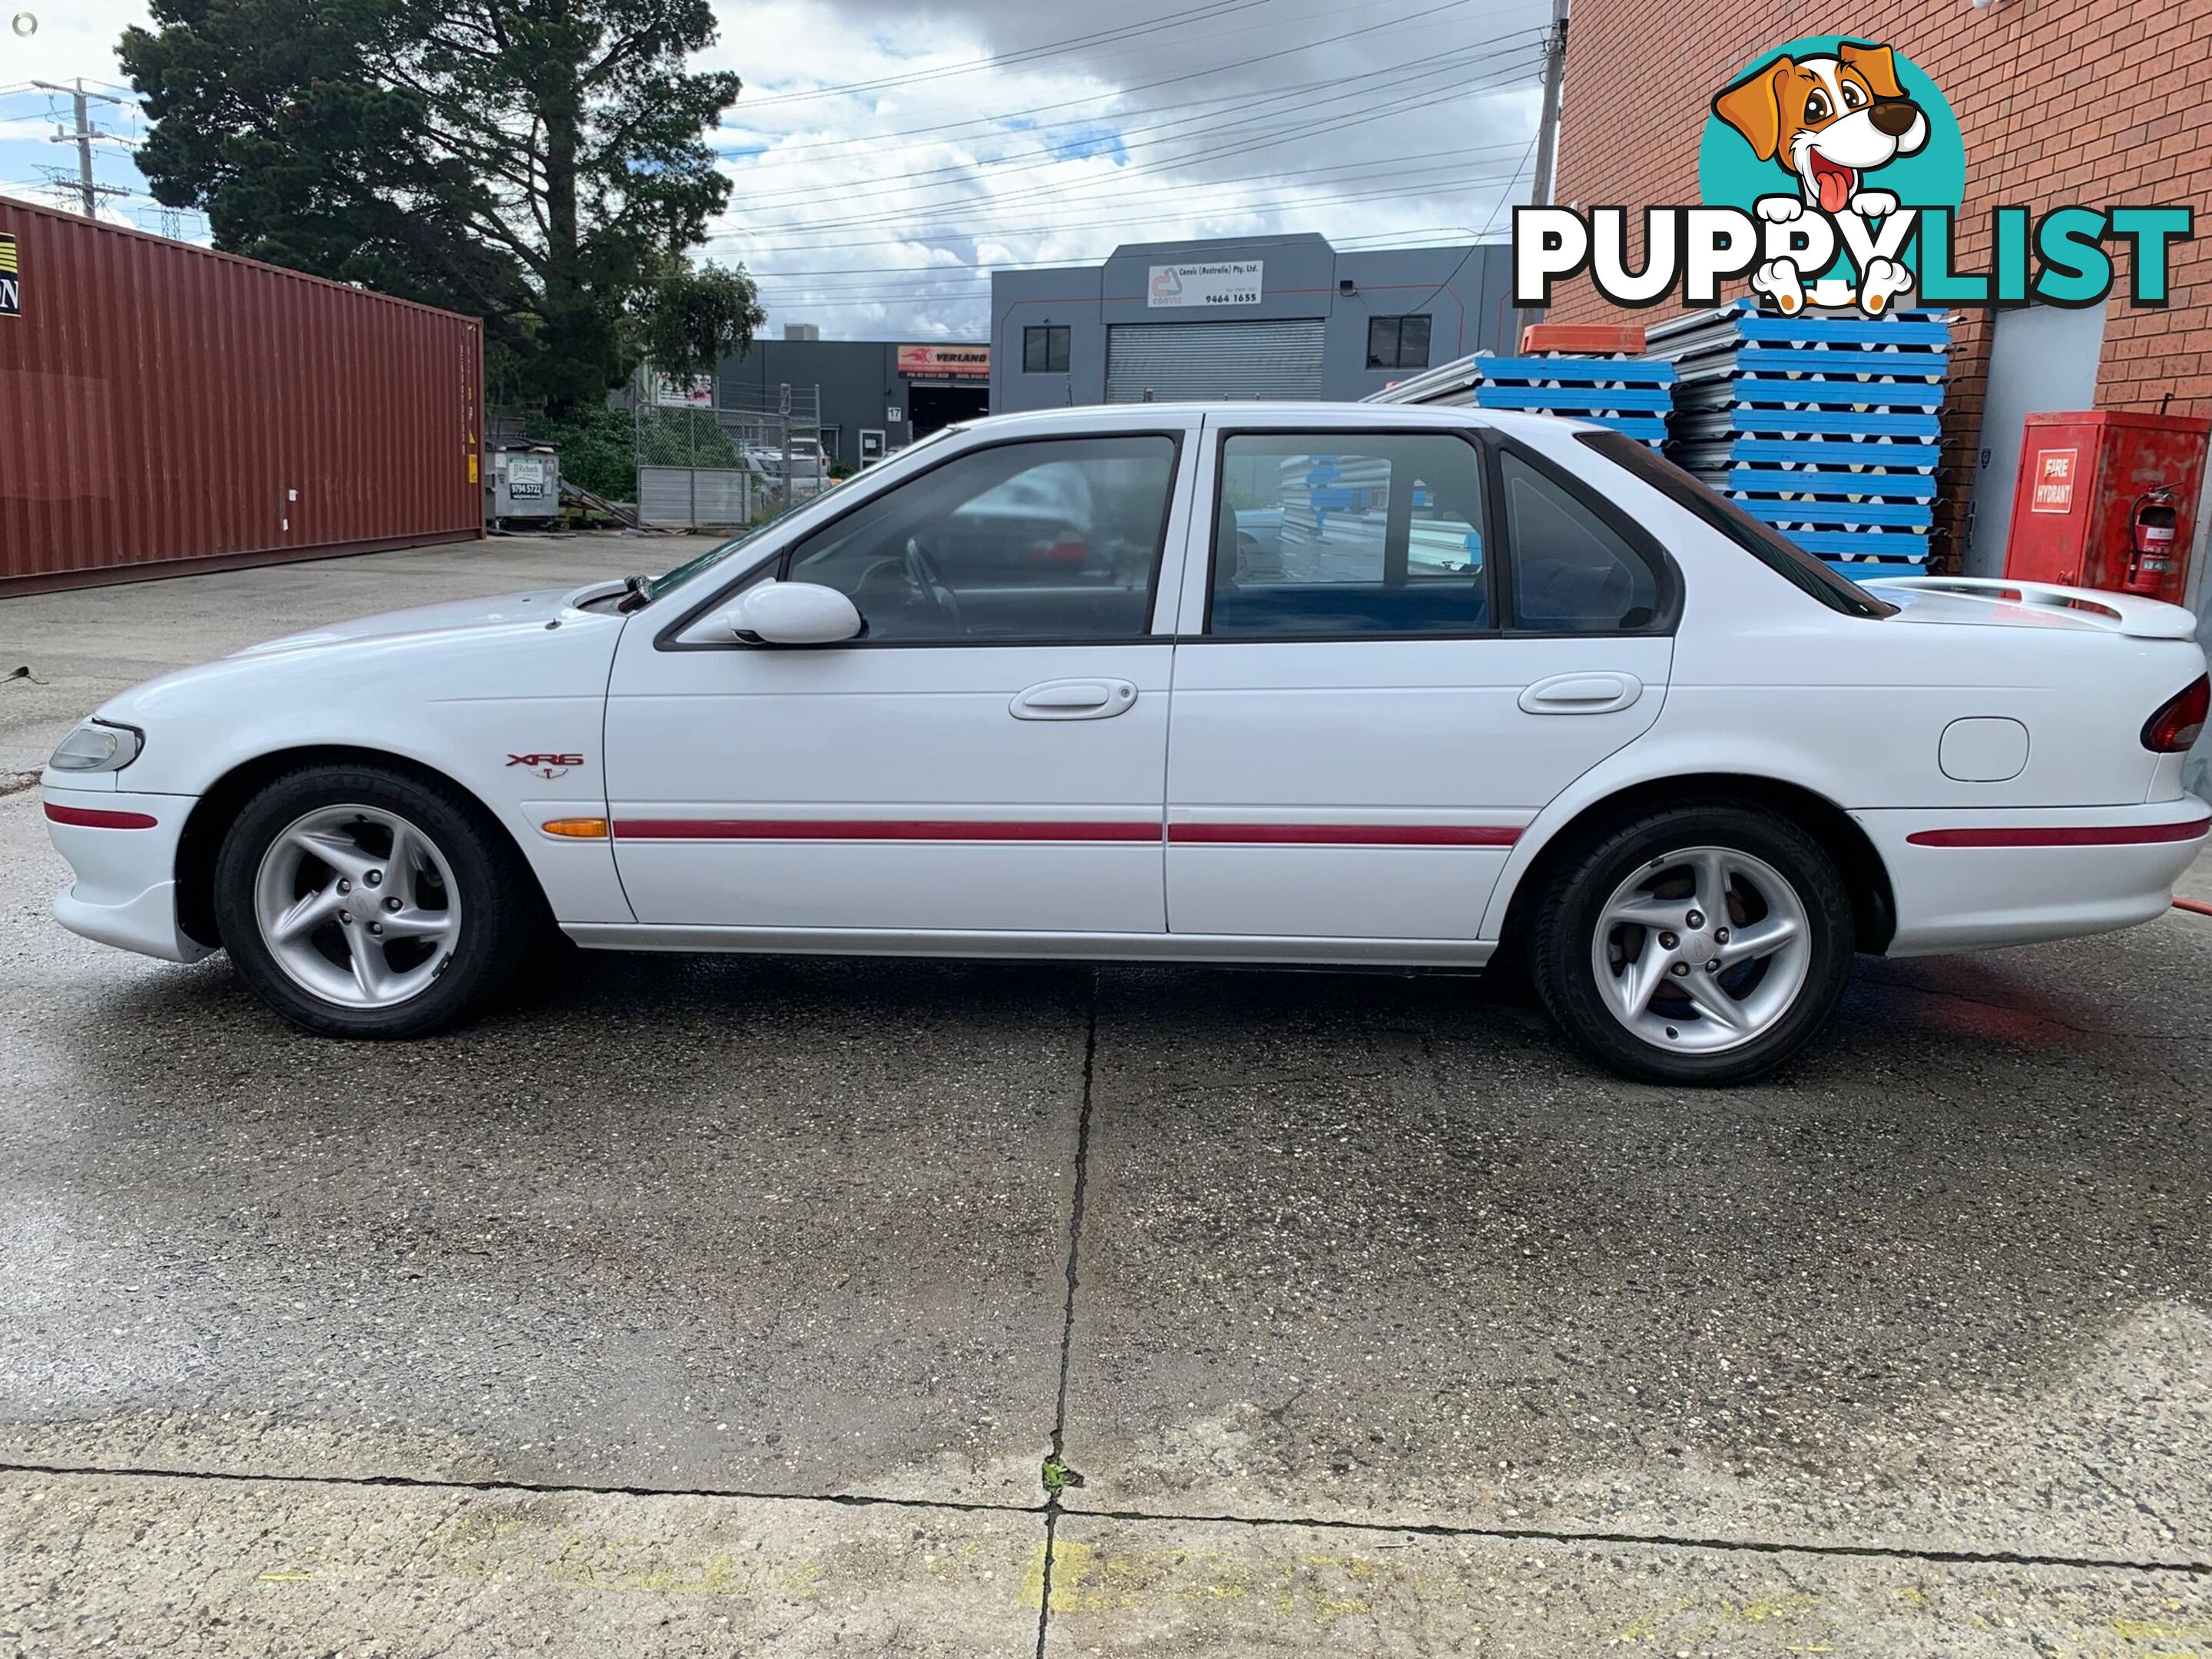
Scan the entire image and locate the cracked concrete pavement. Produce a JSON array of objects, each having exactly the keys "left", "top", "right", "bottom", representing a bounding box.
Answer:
[{"left": 2, "top": 537, "right": 2210, "bottom": 1654}]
